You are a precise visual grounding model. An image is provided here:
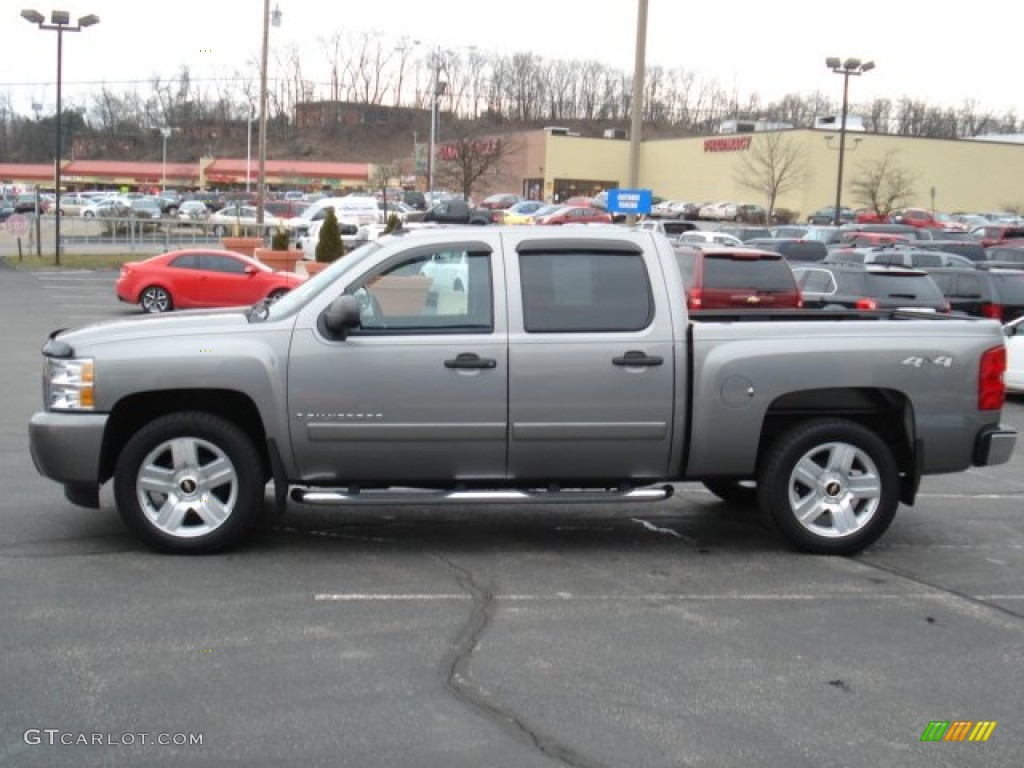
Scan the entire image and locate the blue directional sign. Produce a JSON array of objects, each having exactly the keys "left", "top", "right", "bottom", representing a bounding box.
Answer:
[{"left": 607, "top": 188, "right": 652, "bottom": 215}]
